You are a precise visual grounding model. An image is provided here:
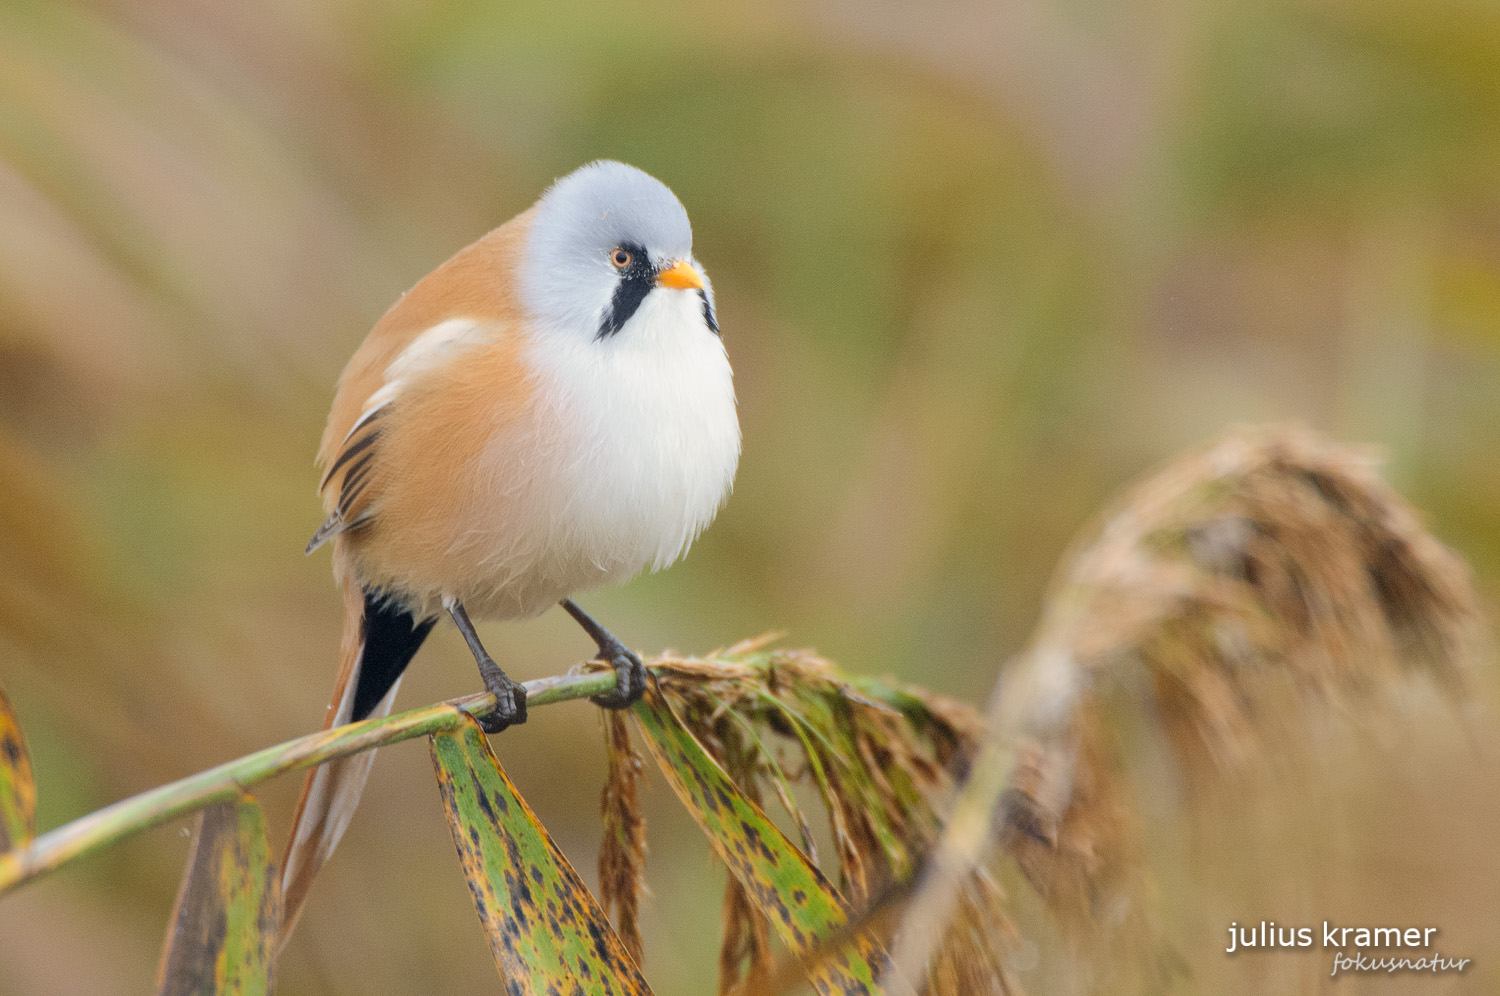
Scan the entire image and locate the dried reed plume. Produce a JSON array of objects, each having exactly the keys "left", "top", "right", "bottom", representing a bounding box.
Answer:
[
  {"left": 997, "top": 424, "right": 1486, "bottom": 936},
  {"left": 600, "top": 424, "right": 1488, "bottom": 994},
  {"left": 599, "top": 710, "right": 648, "bottom": 965}
]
